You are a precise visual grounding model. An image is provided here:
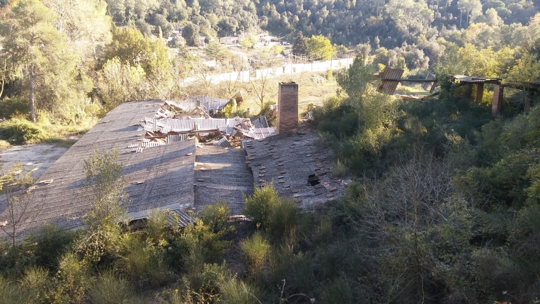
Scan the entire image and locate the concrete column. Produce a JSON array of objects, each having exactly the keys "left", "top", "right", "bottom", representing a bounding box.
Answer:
[
  {"left": 475, "top": 83, "right": 484, "bottom": 103},
  {"left": 492, "top": 85, "right": 504, "bottom": 115},
  {"left": 277, "top": 82, "right": 299, "bottom": 134}
]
